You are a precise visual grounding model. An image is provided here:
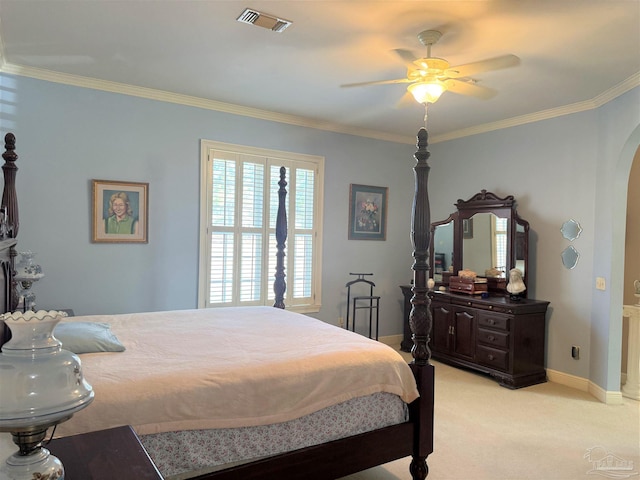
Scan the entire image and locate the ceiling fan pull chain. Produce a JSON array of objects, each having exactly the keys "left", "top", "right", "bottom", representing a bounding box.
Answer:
[{"left": 423, "top": 103, "right": 429, "bottom": 128}]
